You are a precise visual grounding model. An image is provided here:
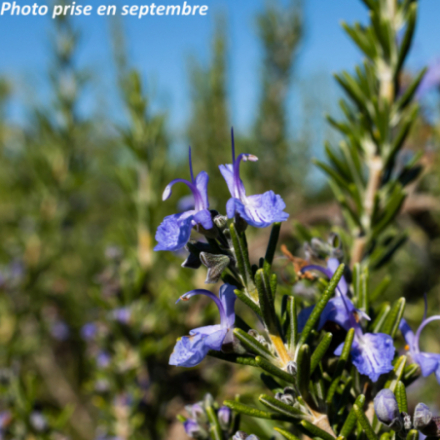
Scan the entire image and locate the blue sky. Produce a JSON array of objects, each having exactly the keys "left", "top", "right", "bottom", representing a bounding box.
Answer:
[{"left": 0, "top": 0, "right": 439, "bottom": 137}]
